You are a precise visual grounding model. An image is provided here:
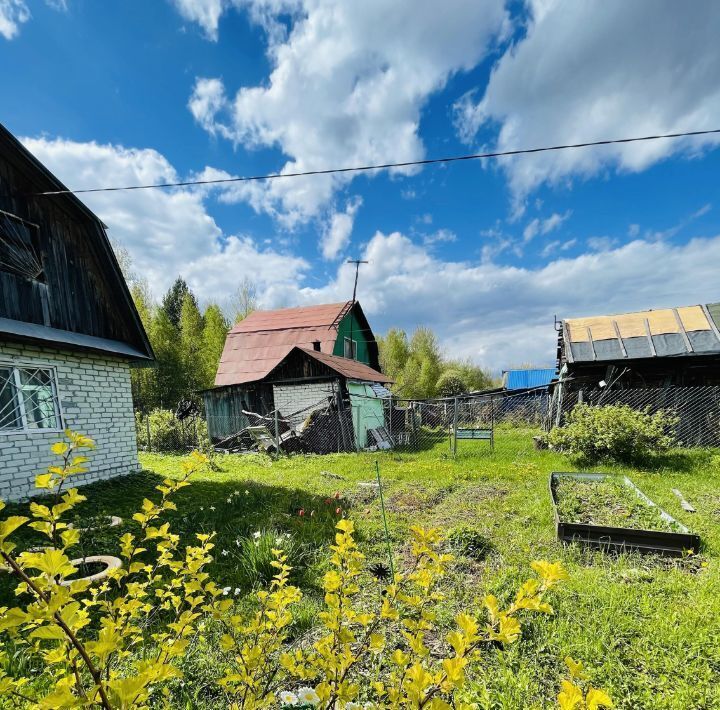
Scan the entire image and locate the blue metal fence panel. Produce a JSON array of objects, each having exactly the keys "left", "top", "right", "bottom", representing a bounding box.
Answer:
[{"left": 502, "top": 368, "right": 556, "bottom": 390}]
